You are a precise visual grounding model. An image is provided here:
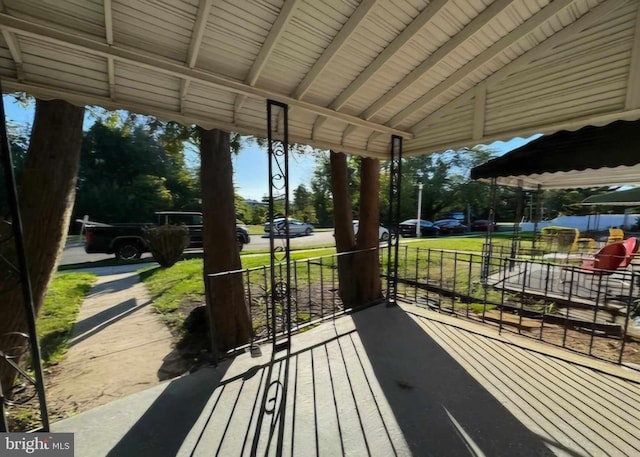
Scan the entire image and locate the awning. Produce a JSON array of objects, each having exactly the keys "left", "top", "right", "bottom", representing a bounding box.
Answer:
[
  {"left": 0, "top": 1, "right": 639, "bottom": 158},
  {"left": 469, "top": 119, "right": 640, "bottom": 190},
  {"left": 582, "top": 187, "right": 640, "bottom": 206}
]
